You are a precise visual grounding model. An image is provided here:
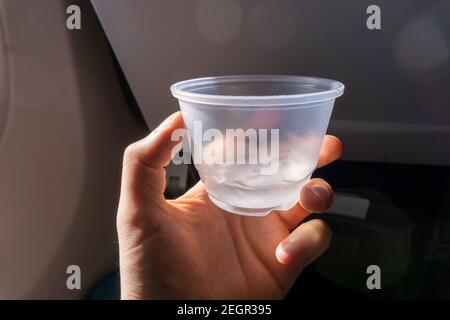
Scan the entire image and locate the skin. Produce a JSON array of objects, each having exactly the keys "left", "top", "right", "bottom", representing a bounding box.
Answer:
[{"left": 117, "top": 112, "right": 343, "bottom": 299}]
